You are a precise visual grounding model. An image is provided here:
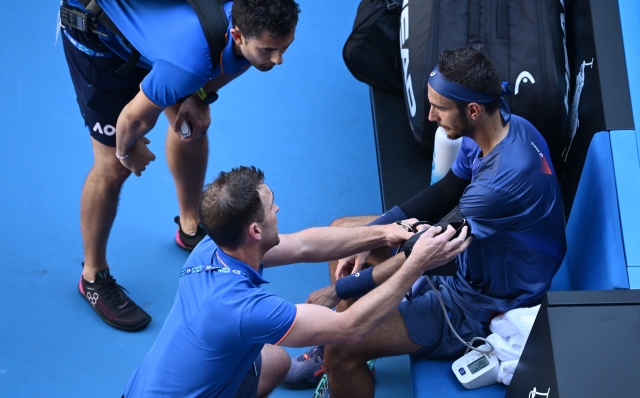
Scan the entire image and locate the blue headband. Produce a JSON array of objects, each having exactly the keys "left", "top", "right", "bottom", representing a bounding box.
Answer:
[{"left": 428, "top": 66, "right": 513, "bottom": 125}]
